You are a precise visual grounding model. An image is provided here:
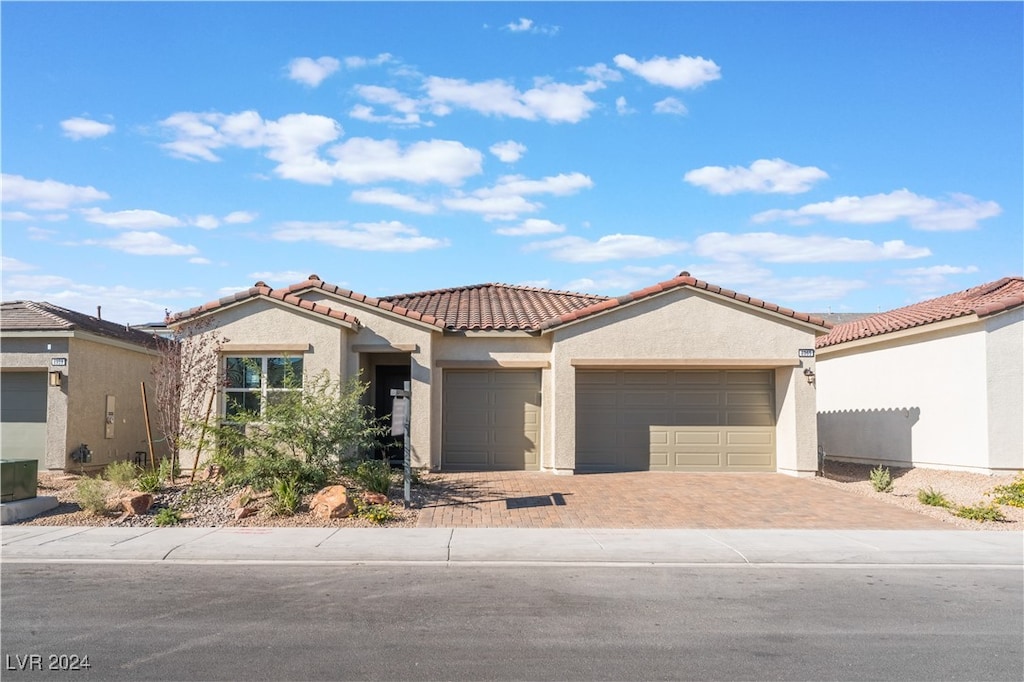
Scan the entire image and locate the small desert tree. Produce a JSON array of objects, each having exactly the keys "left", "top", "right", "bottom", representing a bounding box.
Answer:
[
  {"left": 151, "top": 317, "right": 225, "bottom": 469},
  {"left": 214, "top": 368, "right": 384, "bottom": 473}
]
